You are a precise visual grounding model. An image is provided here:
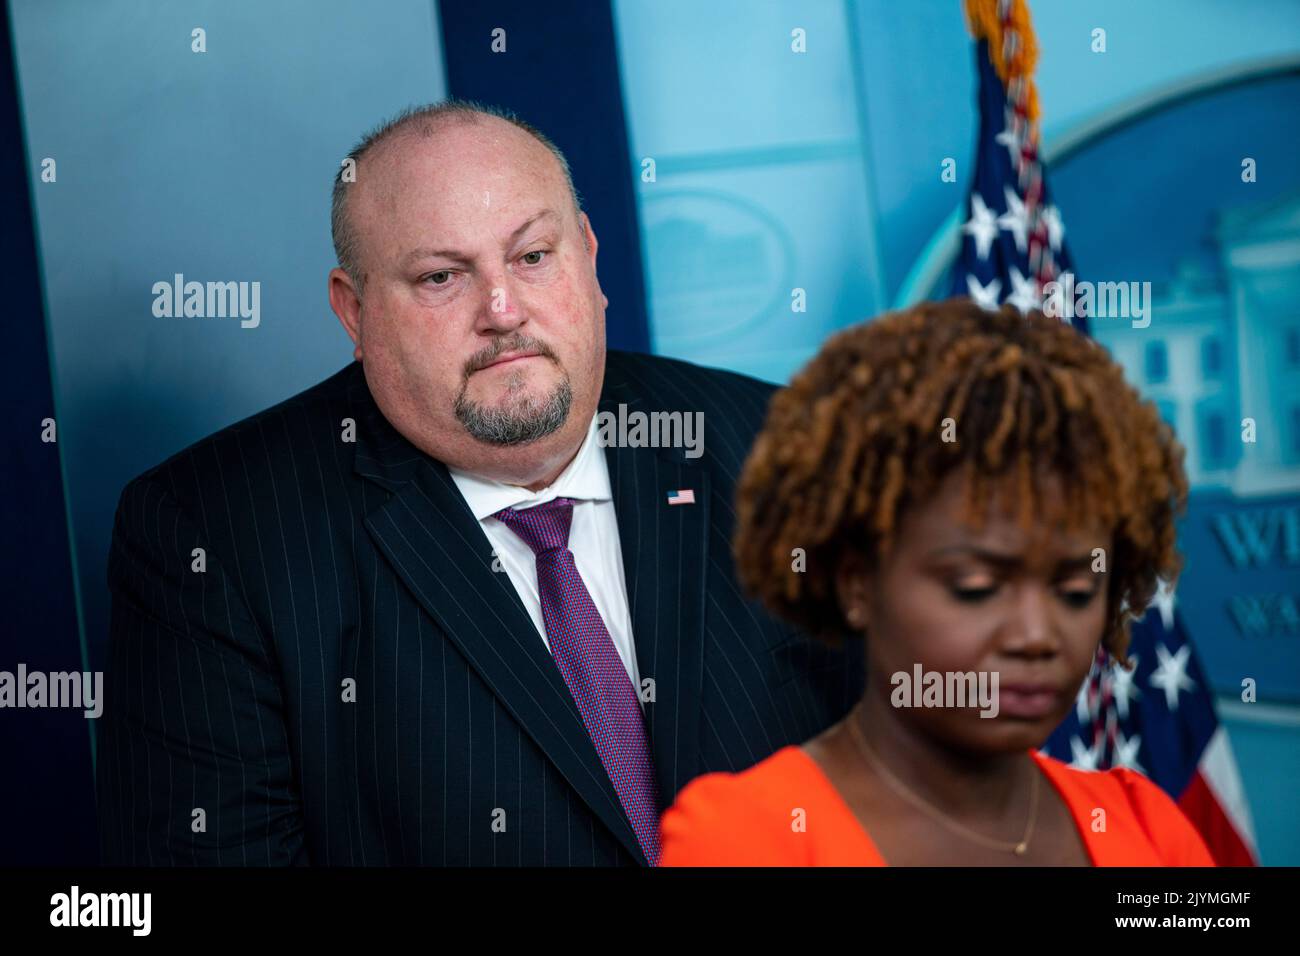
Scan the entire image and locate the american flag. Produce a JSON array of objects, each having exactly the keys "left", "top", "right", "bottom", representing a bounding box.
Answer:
[
  {"left": 949, "top": 14, "right": 1075, "bottom": 322},
  {"left": 952, "top": 0, "right": 1257, "bottom": 865},
  {"left": 666, "top": 489, "right": 695, "bottom": 506},
  {"left": 1043, "top": 591, "right": 1258, "bottom": 865}
]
